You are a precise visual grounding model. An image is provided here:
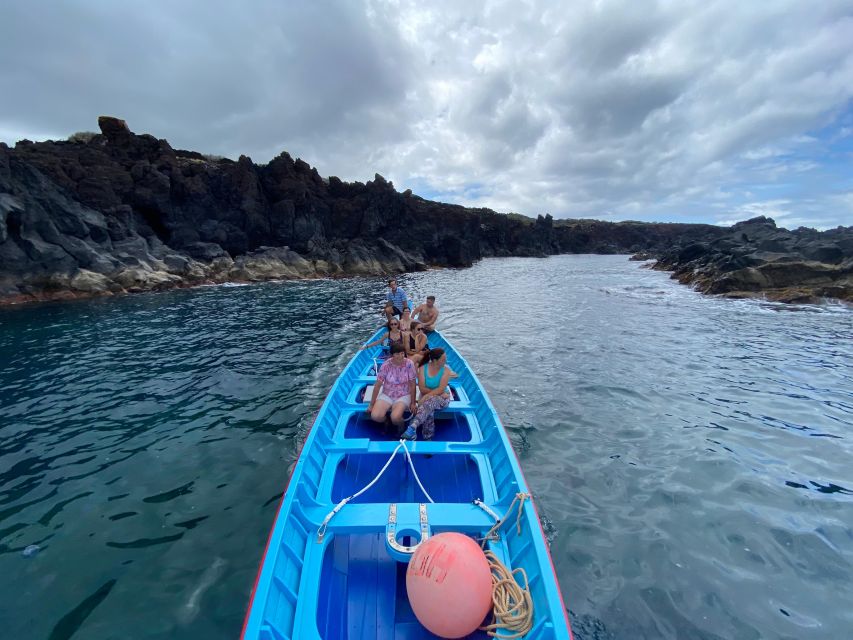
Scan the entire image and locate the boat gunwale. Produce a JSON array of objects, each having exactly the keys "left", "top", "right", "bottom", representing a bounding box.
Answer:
[{"left": 241, "top": 327, "right": 573, "bottom": 639}]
